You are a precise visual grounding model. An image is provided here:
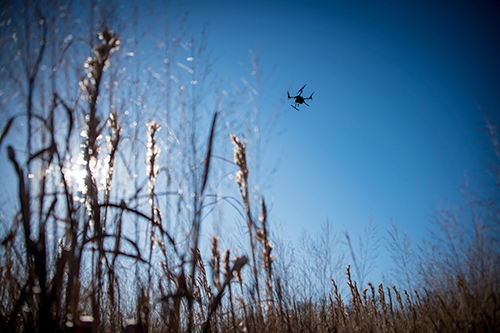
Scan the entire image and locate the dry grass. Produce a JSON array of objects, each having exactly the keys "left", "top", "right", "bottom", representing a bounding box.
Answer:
[{"left": 1, "top": 2, "right": 499, "bottom": 332}]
